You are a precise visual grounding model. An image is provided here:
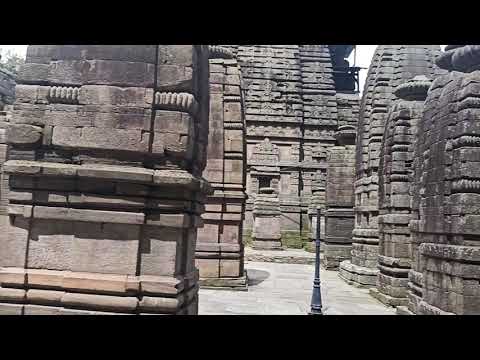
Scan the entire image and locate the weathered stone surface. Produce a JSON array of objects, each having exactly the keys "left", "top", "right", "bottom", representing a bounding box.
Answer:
[
  {"left": 374, "top": 76, "right": 432, "bottom": 308},
  {"left": 0, "top": 45, "right": 210, "bottom": 315},
  {"left": 252, "top": 188, "right": 282, "bottom": 250},
  {"left": 340, "top": 45, "right": 442, "bottom": 288},
  {"left": 194, "top": 49, "right": 247, "bottom": 289},
  {"left": 323, "top": 127, "right": 357, "bottom": 269},
  {"left": 410, "top": 45, "right": 480, "bottom": 315},
  {"left": 232, "top": 45, "right": 355, "bottom": 247},
  {"left": 0, "top": 67, "right": 16, "bottom": 107}
]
